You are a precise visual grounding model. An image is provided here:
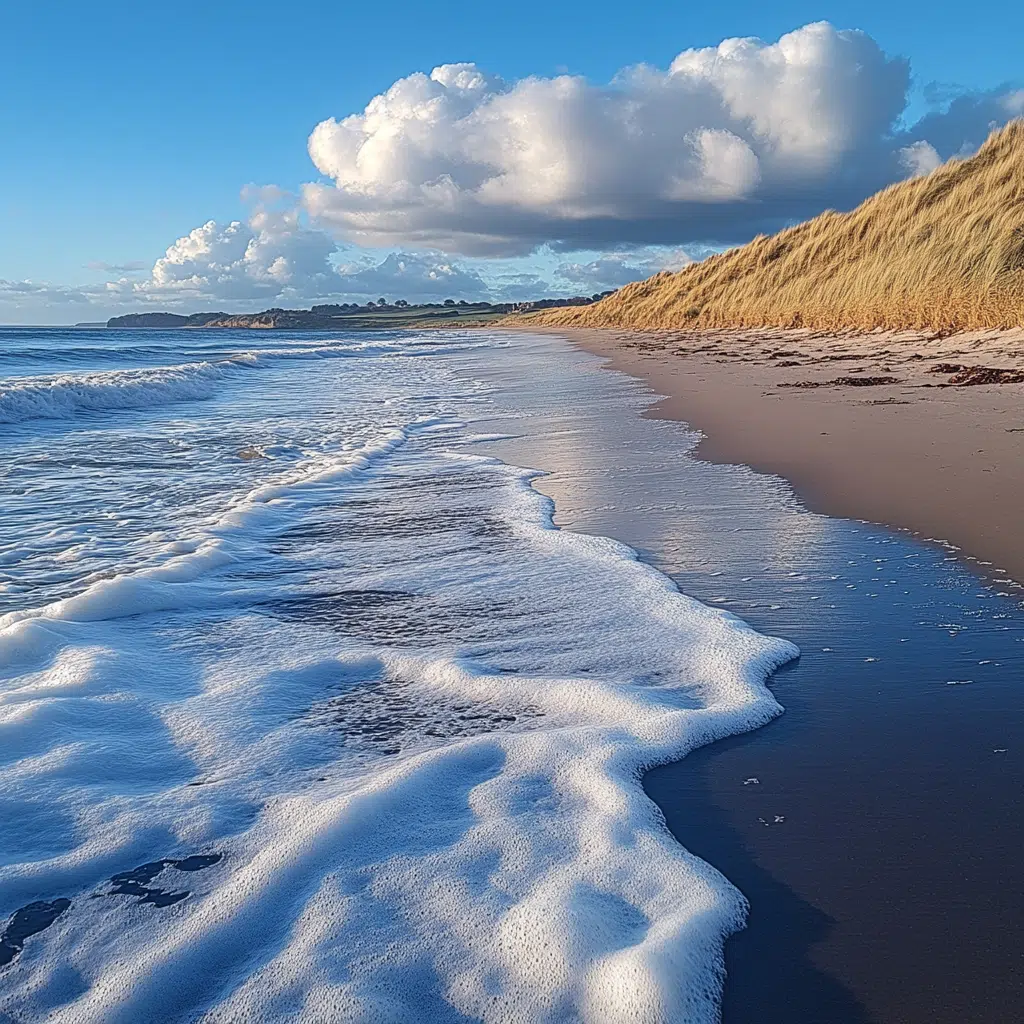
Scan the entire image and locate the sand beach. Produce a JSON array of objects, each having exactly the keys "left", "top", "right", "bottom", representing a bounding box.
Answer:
[{"left": 560, "top": 326, "right": 1024, "bottom": 582}]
